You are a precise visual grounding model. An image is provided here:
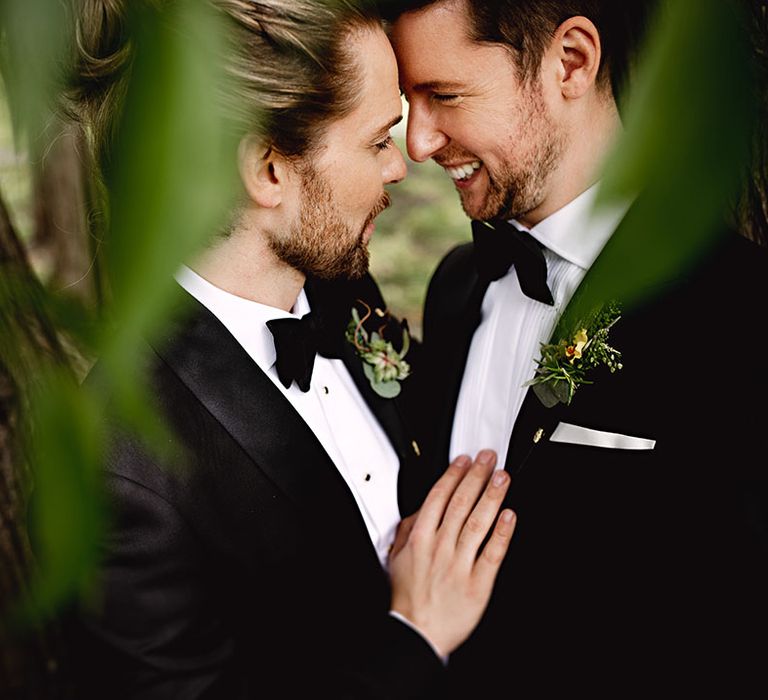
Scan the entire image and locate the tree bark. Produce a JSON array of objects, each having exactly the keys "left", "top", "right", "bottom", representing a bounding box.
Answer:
[
  {"left": 28, "top": 119, "right": 99, "bottom": 303},
  {"left": 736, "top": 0, "right": 768, "bottom": 246}
]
